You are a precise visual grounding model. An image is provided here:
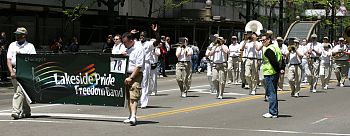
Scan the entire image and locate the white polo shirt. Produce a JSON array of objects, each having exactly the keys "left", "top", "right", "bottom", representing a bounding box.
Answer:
[
  {"left": 279, "top": 44, "right": 288, "bottom": 59},
  {"left": 126, "top": 42, "right": 145, "bottom": 73},
  {"left": 306, "top": 42, "right": 323, "bottom": 58},
  {"left": 7, "top": 41, "right": 36, "bottom": 66},
  {"left": 111, "top": 43, "right": 126, "bottom": 54},
  {"left": 332, "top": 44, "right": 349, "bottom": 61},
  {"left": 243, "top": 41, "right": 258, "bottom": 58},
  {"left": 150, "top": 47, "right": 161, "bottom": 64},
  {"left": 229, "top": 43, "right": 240, "bottom": 57},
  {"left": 139, "top": 40, "right": 155, "bottom": 63},
  {"left": 176, "top": 46, "right": 193, "bottom": 61},
  {"left": 212, "top": 45, "right": 229, "bottom": 63},
  {"left": 320, "top": 49, "right": 332, "bottom": 64},
  {"left": 289, "top": 48, "right": 303, "bottom": 64}
]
